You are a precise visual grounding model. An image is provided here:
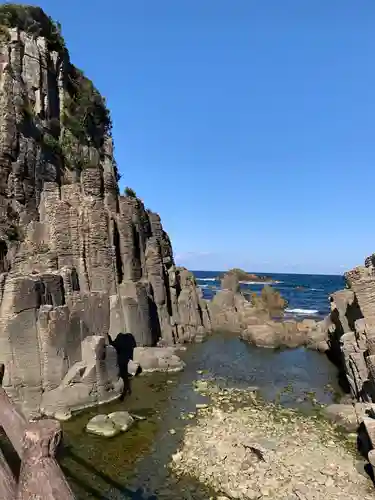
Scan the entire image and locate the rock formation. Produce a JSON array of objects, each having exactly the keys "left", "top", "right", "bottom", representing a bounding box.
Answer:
[
  {"left": 324, "top": 257, "right": 375, "bottom": 403},
  {"left": 0, "top": 5, "right": 210, "bottom": 417},
  {"left": 219, "top": 268, "right": 275, "bottom": 283},
  {"left": 320, "top": 254, "right": 375, "bottom": 479},
  {"left": 208, "top": 272, "right": 325, "bottom": 348}
]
